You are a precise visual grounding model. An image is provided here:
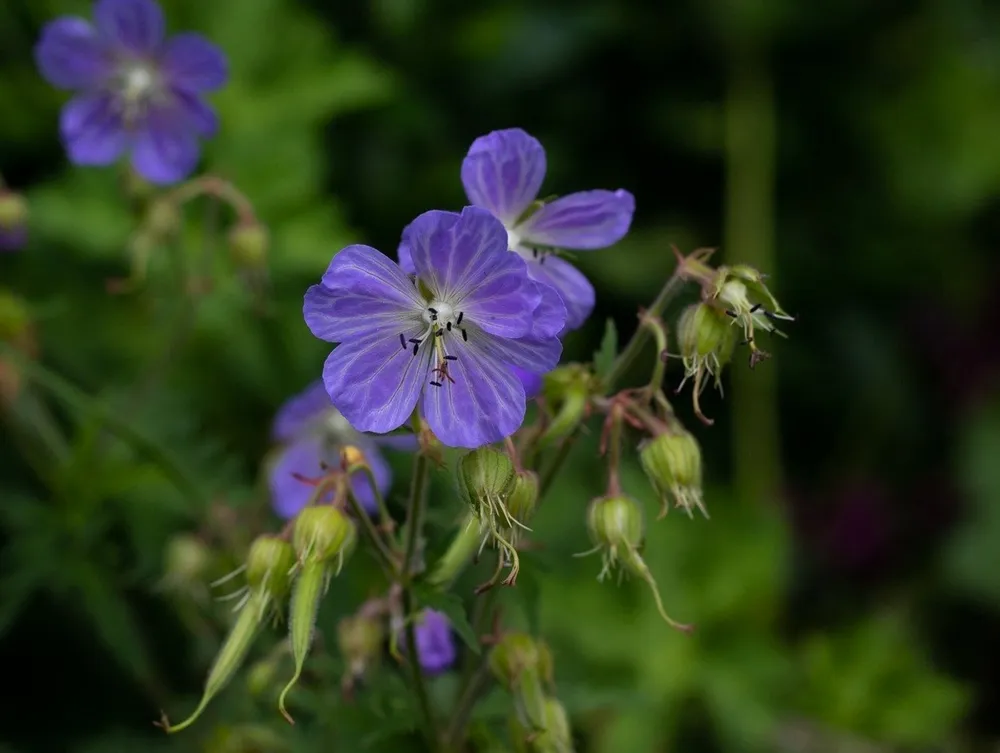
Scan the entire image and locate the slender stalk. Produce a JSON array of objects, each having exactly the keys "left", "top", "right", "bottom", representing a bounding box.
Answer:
[
  {"left": 603, "top": 272, "right": 686, "bottom": 392},
  {"left": 402, "top": 452, "right": 429, "bottom": 581},
  {"left": 345, "top": 489, "right": 397, "bottom": 577},
  {"left": 724, "top": 48, "right": 781, "bottom": 507},
  {"left": 360, "top": 465, "right": 397, "bottom": 545},
  {"left": 0, "top": 344, "right": 210, "bottom": 508}
]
